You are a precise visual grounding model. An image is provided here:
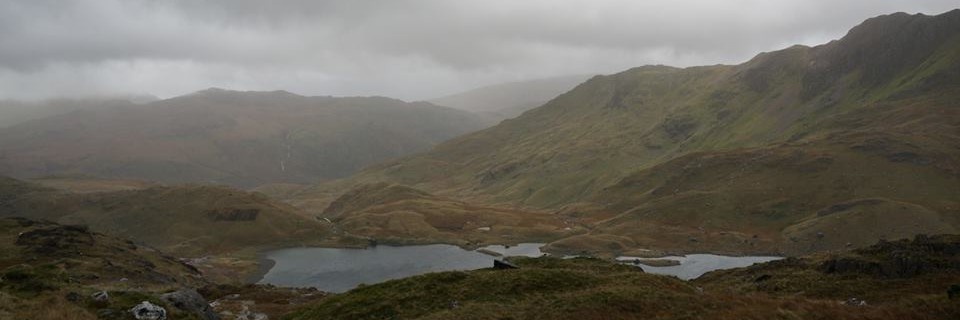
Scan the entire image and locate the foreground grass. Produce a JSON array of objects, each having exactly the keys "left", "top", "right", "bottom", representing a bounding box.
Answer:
[{"left": 285, "top": 259, "right": 960, "bottom": 320}]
